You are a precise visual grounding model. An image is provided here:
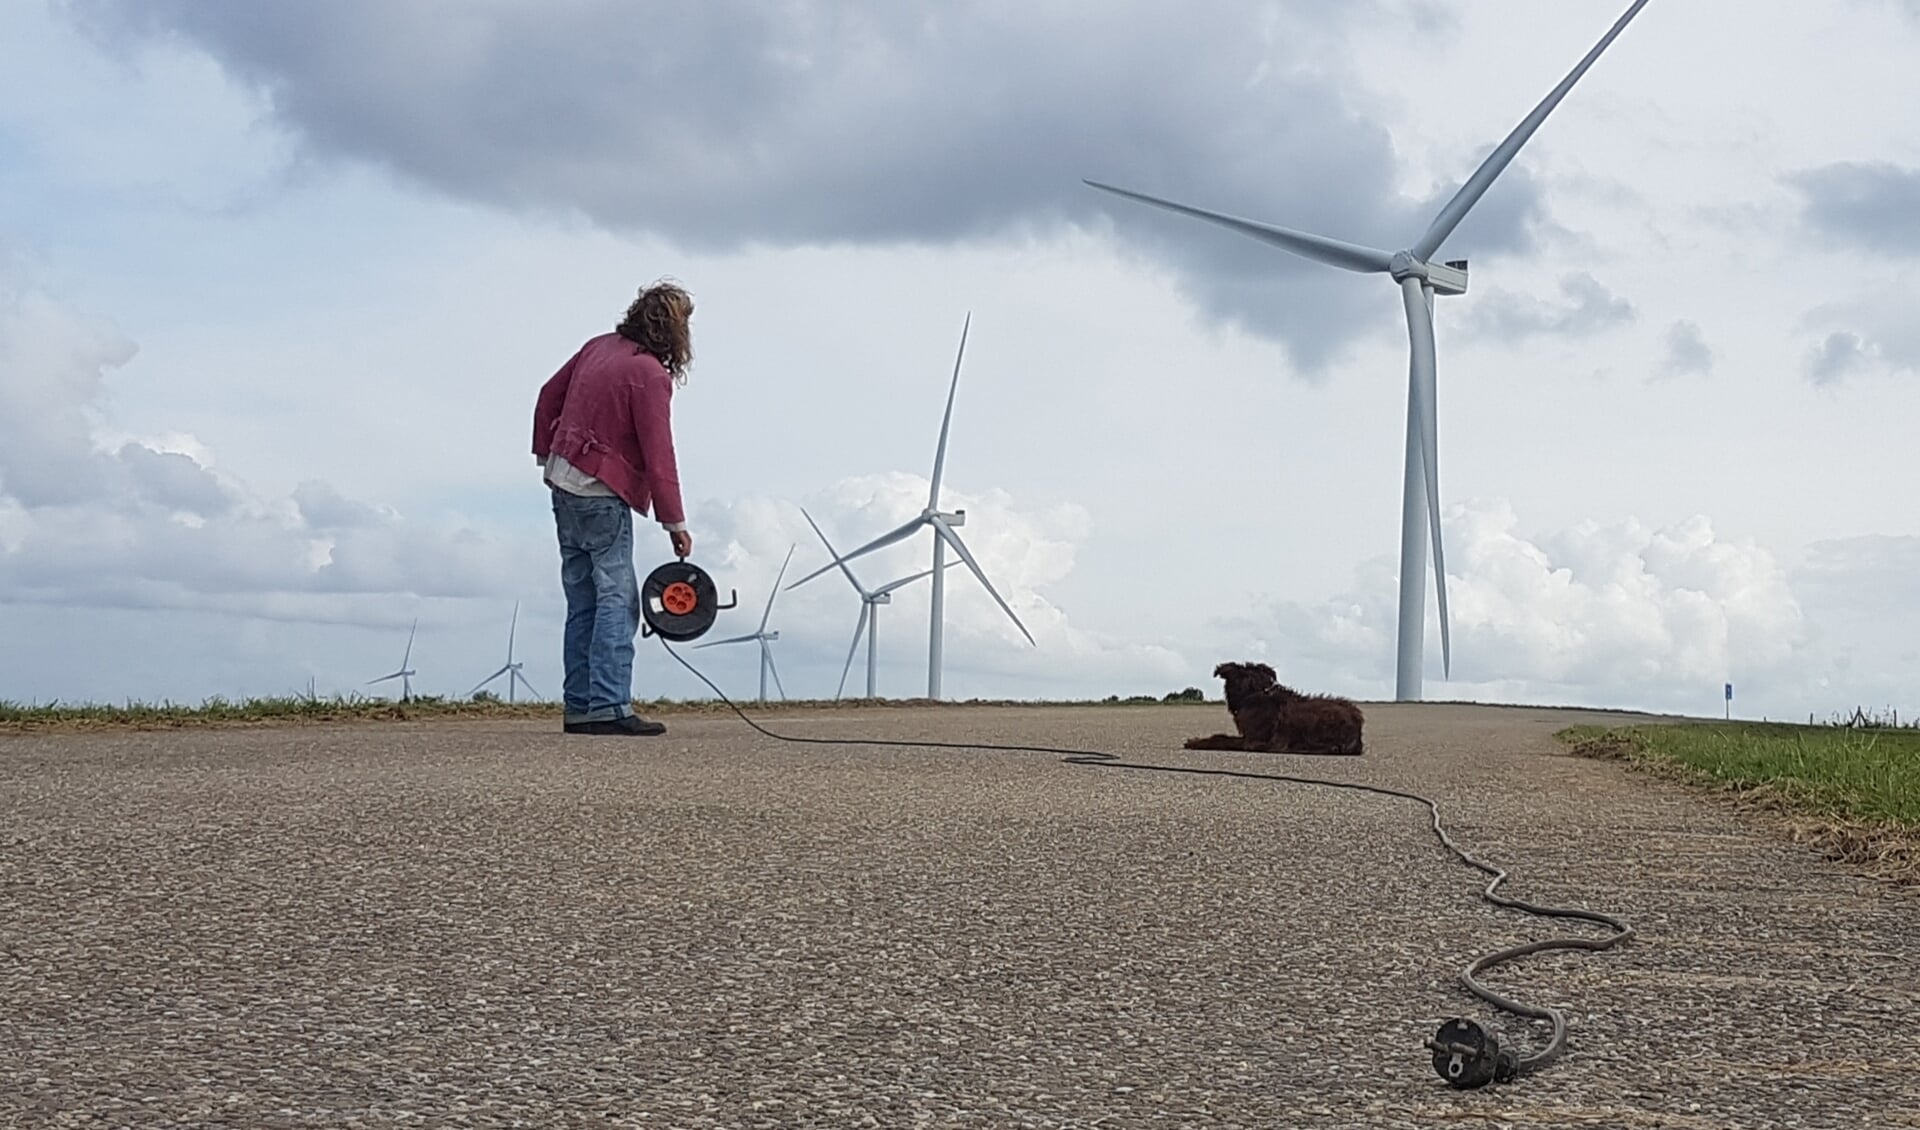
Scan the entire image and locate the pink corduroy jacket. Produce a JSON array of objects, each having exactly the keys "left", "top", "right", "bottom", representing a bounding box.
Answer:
[{"left": 531, "top": 332, "right": 686, "bottom": 525}]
